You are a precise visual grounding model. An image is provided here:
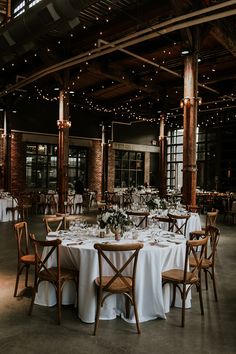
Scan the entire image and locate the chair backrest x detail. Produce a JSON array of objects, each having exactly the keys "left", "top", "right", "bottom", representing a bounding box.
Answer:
[
  {"left": 14, "top": 221, "right": 30, "bottom": 260},
  {"left": 30, "top": 234, "right": 61, "bottom": 283},
  {"left": 94, "top": 243, "right": 143, "bottom": 292},
  {"left": 43, "top": 216, "right": 64, "bottom": 233},
  {"left": 168, "top": 213, "right": 190, "bottom": 236},
  {"left": 186, "top": 237, "right": 209, "bottom": 282}
]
